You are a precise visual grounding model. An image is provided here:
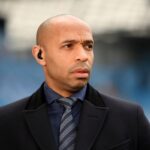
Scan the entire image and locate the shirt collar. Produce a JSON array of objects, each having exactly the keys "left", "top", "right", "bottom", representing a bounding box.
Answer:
[{"left": 44, "top": 82, "right": 87, "bottom": 104}]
